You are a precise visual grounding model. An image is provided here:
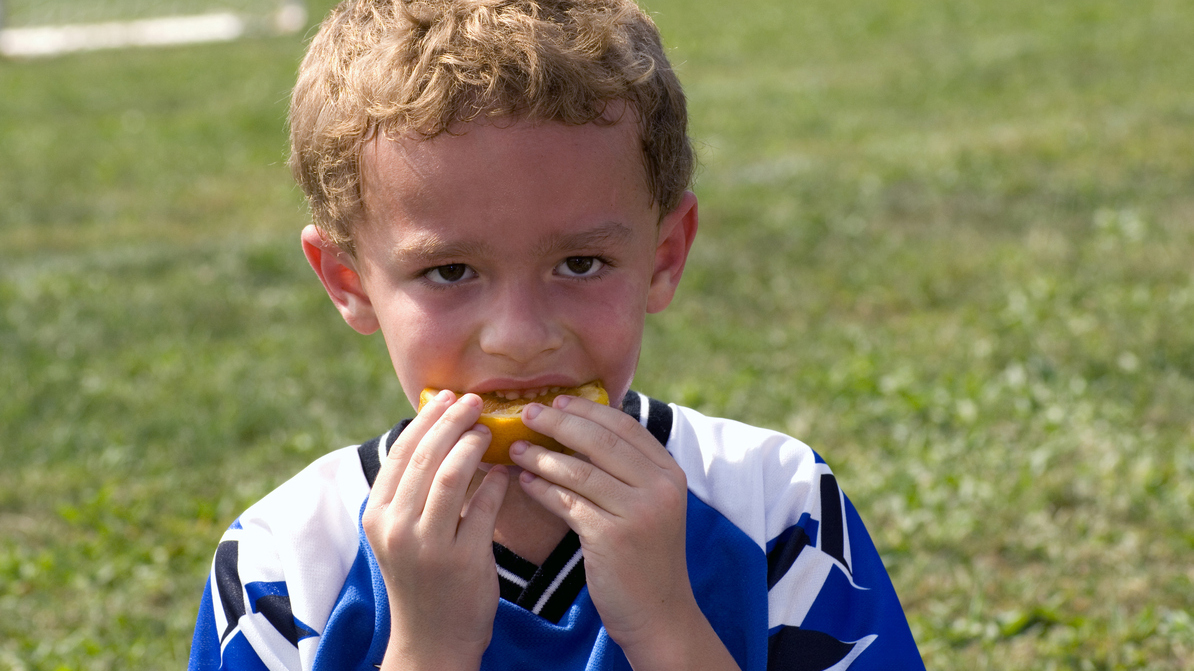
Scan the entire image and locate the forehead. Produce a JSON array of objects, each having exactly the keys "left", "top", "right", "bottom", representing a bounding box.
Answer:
[{"left": 357, "top": 115, "right": 654, "bottom": 244}]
